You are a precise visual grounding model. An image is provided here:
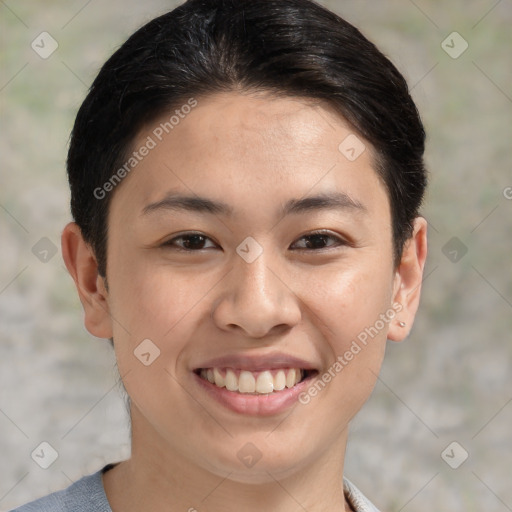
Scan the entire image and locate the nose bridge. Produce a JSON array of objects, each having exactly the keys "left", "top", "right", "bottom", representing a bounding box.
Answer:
[
  {"left": 211, "top": 244, "right": 301, "bottom": 337},
  {"left": 233, "top": 247, "right": 284, "bottom": 313}
]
